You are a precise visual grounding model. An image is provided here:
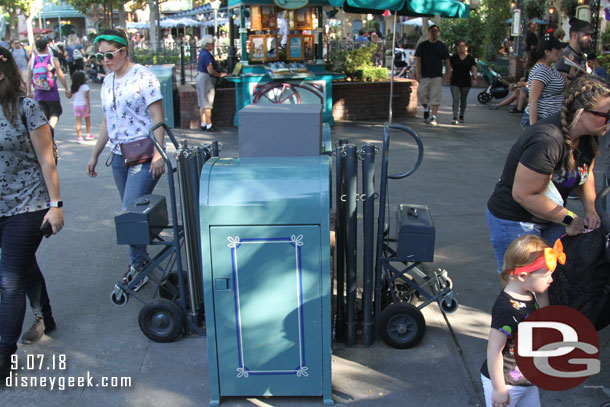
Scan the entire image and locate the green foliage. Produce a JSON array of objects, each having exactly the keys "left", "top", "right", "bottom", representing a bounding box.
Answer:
[
  {"left": 561, "top": 0, "right": 578, "bottom": 18},
  {"left": 439, "top": 10, "right": 485, "bottom": 59},
  {"left": 332, "top": 45, "right": 387, "bottom": 81},
  {"left": 523, "top": 0, "right": 547, "bottom": 20},
  {"left": 482, "top": 0, "right": 511, "bottom": 61},
  {"left": 134, "top": 48, "right": 180, "bottom": 65},
  {"left": 357, "top": 66, "right": 388, "bottom": 82},
  {"left": 61, "top": 24, "right": 75, "bottom": 37},
  {"left": 602, "top": 26, "right": 610, "bottom": 46}
]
